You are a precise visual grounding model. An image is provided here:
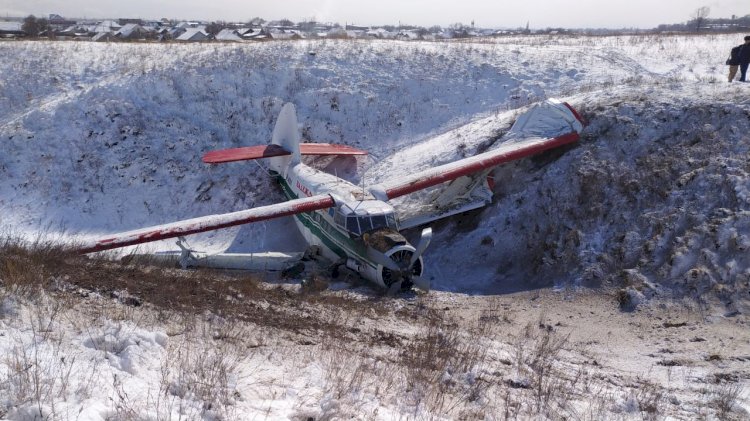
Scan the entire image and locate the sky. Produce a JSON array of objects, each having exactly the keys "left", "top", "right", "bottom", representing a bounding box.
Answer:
[{"left": 1, "top": 0, "right": 748, "bottom": 29}]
